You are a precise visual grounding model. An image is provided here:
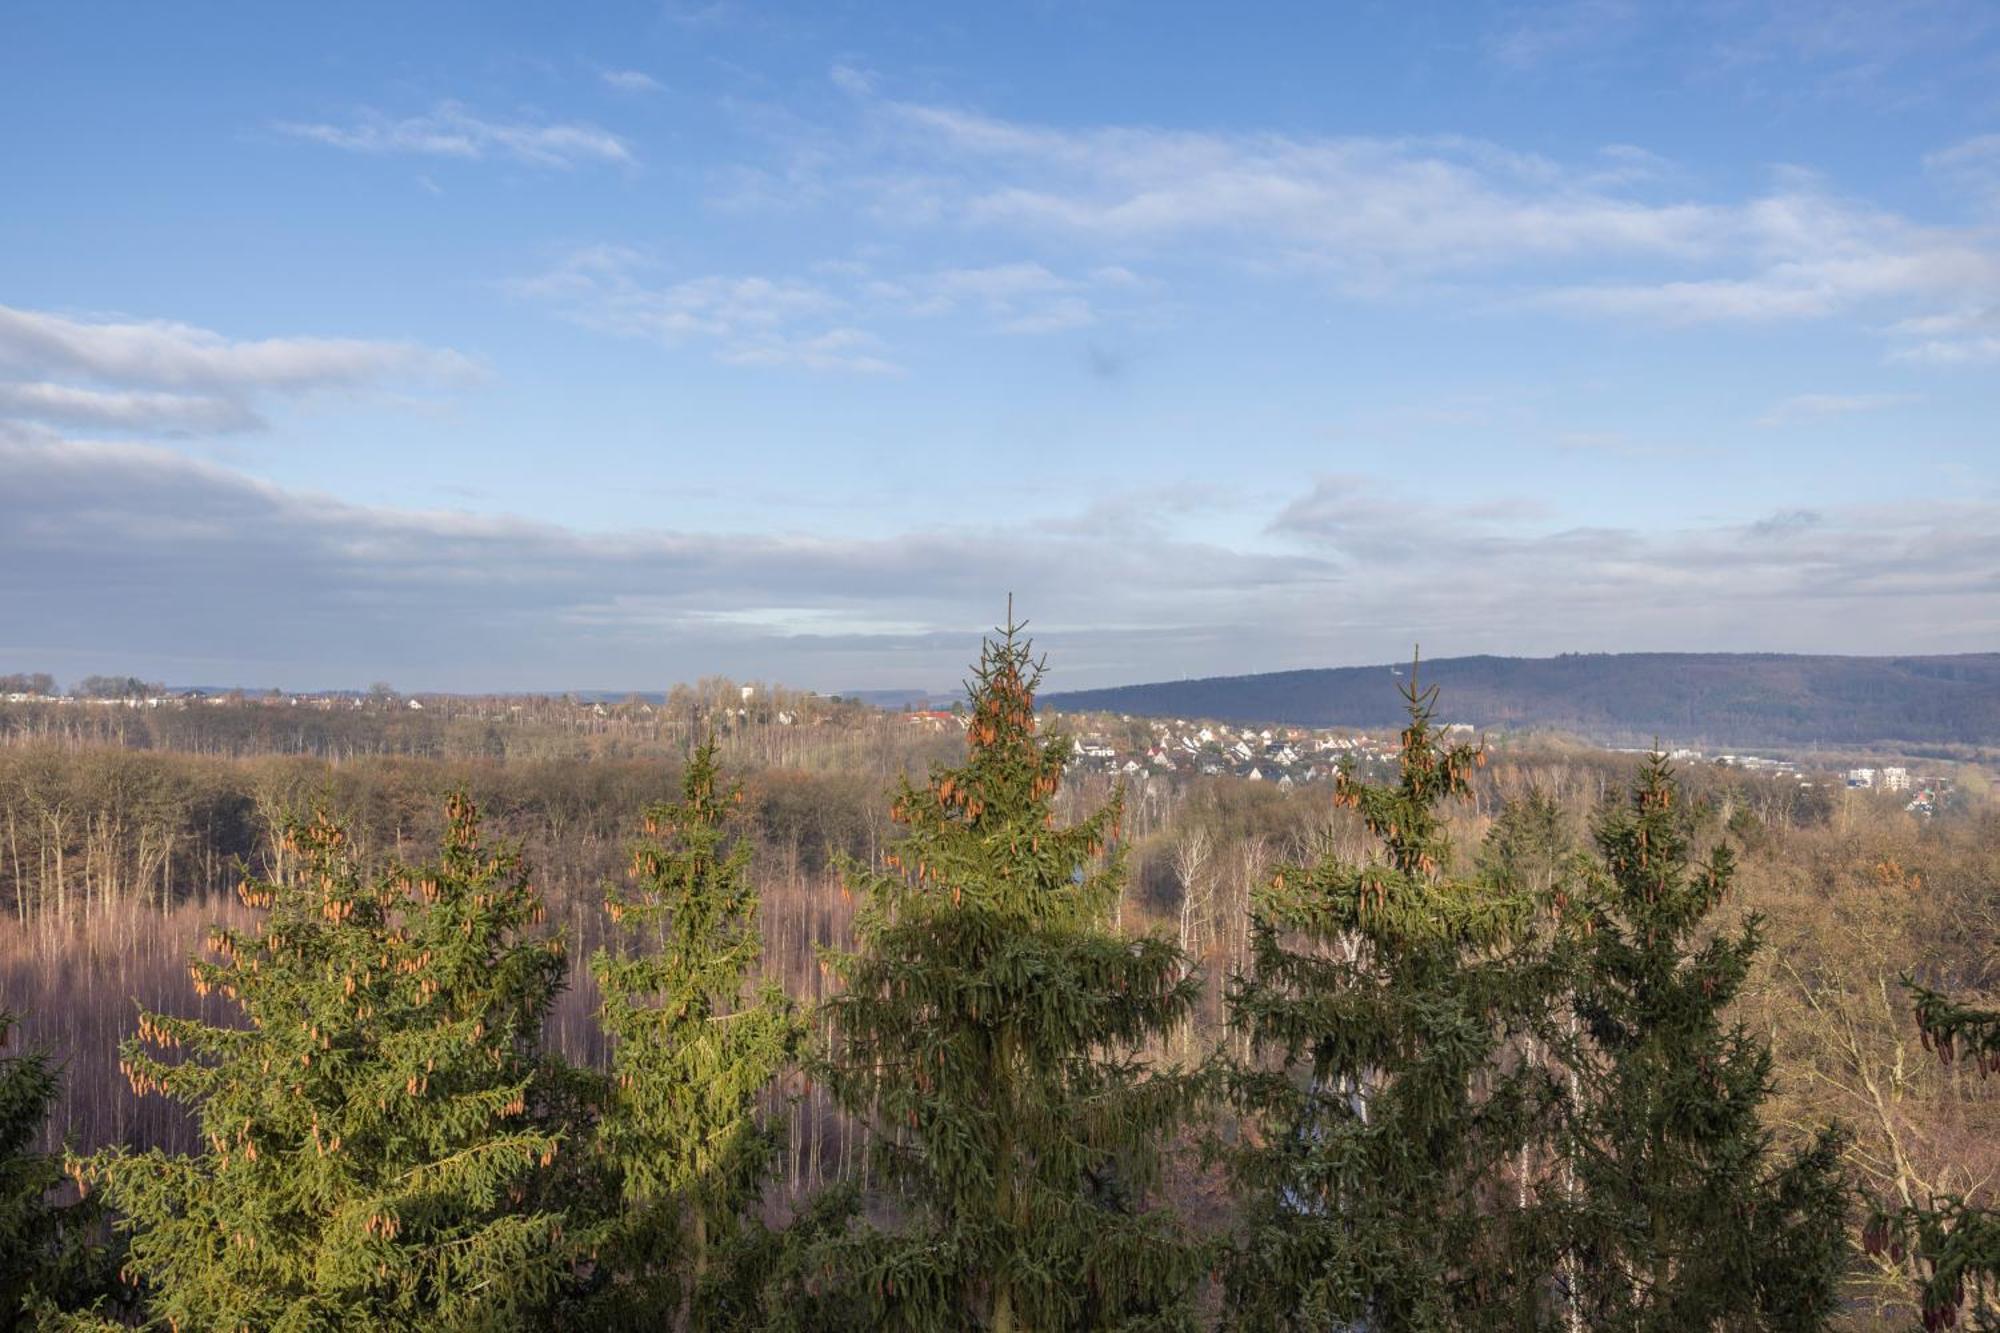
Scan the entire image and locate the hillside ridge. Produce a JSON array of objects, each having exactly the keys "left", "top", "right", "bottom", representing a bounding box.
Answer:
[{"left": 1044, "top": 651, "right": 2000, "bottom": 750}]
